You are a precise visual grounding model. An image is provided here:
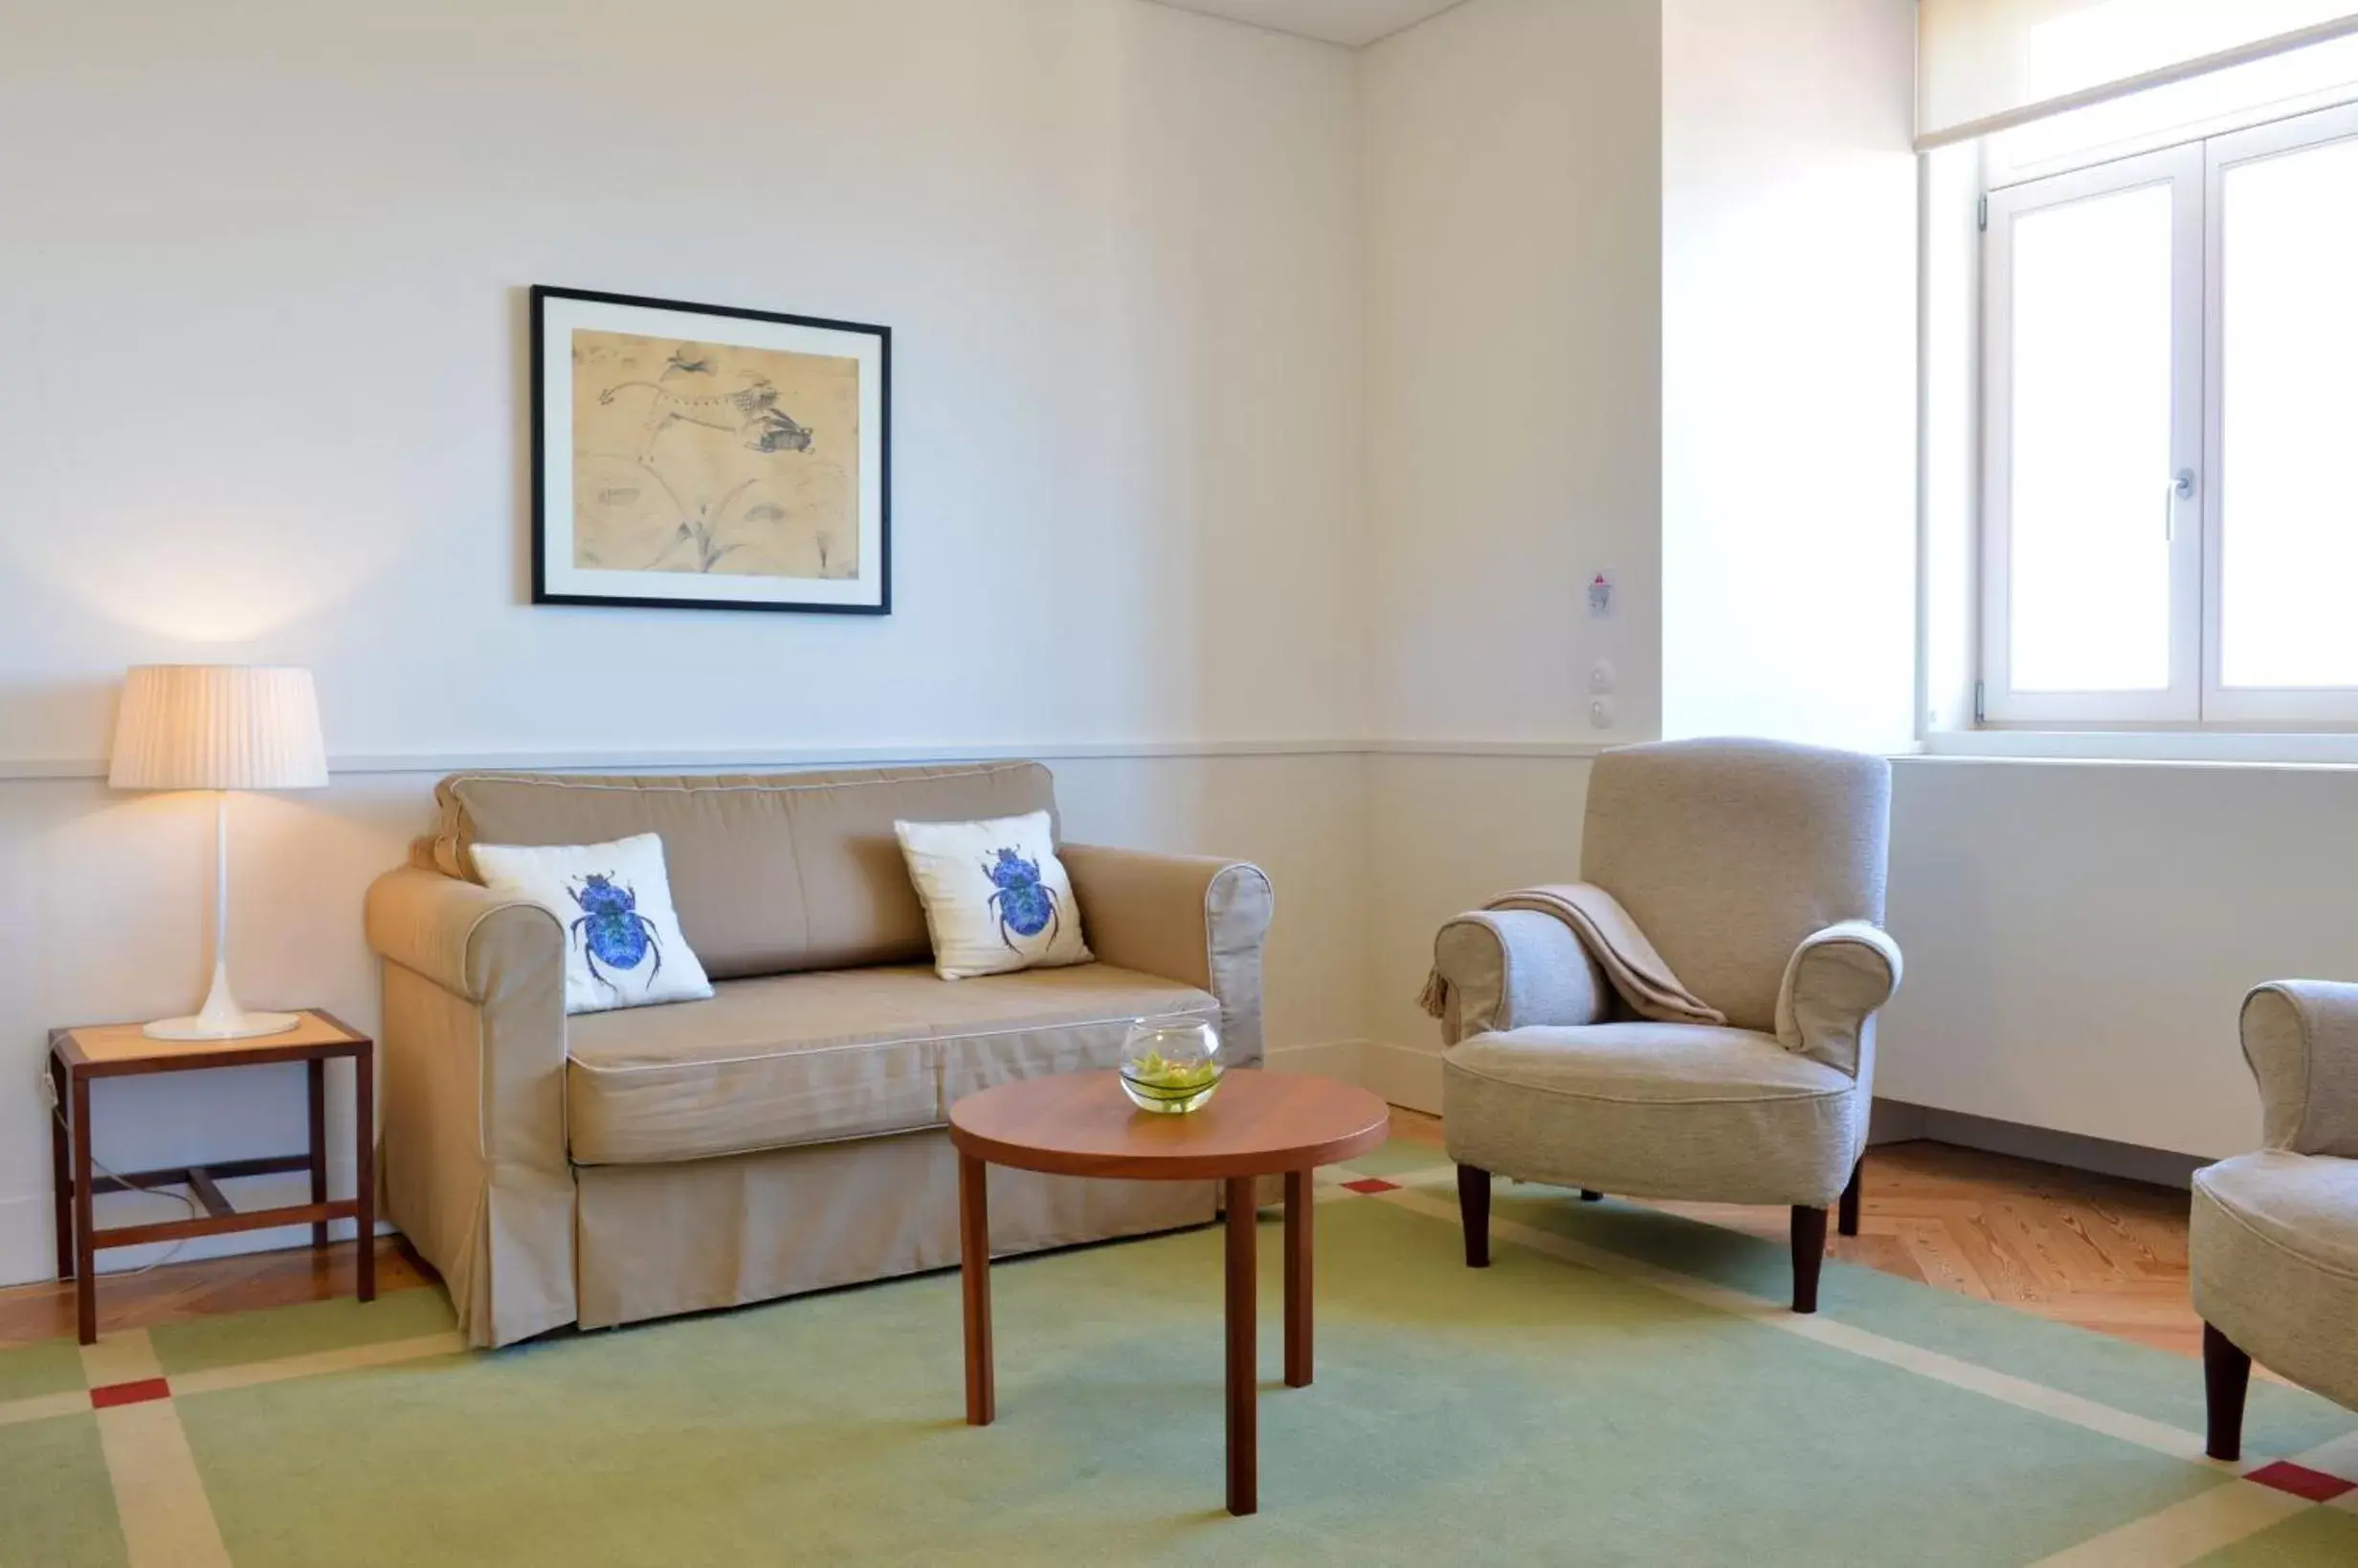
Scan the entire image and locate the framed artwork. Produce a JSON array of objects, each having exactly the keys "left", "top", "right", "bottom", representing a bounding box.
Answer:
[{"left": 530, "top": 285, "right": 890, "bottom": 614}]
